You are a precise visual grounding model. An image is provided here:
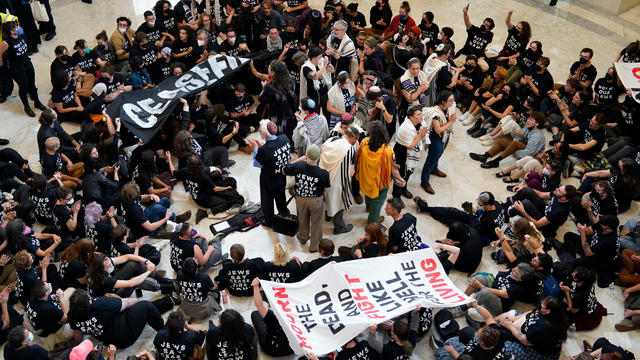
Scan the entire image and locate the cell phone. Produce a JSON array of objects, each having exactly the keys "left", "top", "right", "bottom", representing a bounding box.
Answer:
[{"left": 97, "top": 342, "right": 103, "bottom": 352}]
